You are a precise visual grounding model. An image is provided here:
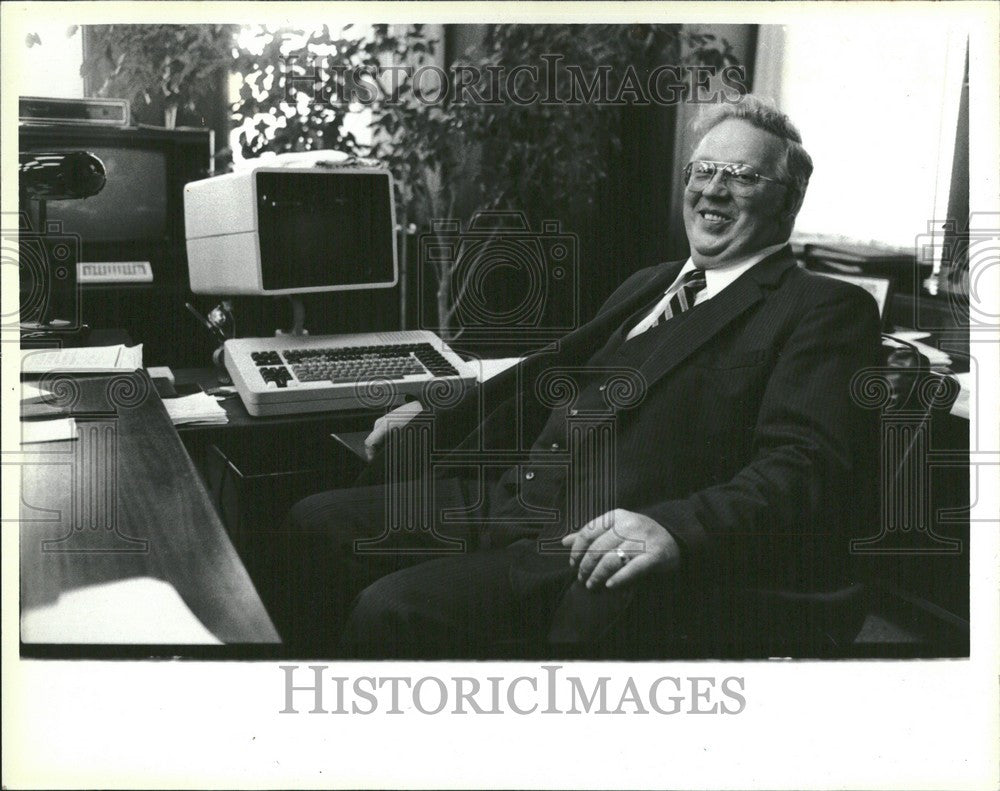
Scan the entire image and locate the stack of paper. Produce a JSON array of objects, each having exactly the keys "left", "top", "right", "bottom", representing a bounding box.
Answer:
[
  {"left": 162, "top": 392, "right": 229, "bottom": 426},
  {"left": 18, "top": 381, "right": 78, "bottom": 443},
  {"left": 20, "top": 418, "right": 78, "bottom": 445},
  {"left": 21, "top": 343, "right": 143, "bottom": 375},
  {"left": 20, "top": 382, "right": 53, "bottom": 401}
]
